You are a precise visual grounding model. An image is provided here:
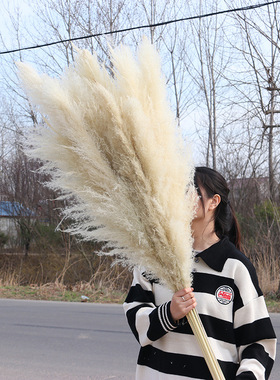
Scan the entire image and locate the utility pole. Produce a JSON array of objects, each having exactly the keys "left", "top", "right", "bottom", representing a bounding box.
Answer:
[{"left": 263, "top": 72, "right": 280, "bottom": 201}]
